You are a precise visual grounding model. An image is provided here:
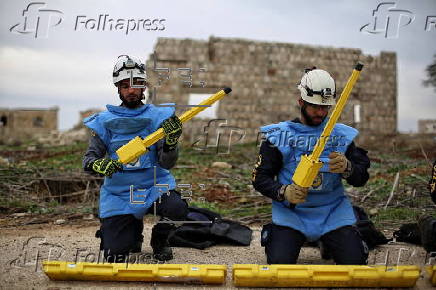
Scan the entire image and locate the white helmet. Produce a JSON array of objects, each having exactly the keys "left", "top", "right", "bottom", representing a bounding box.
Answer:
[
  {"left": 112, "top": 55, "right": 147, "bottom": 86},
  {"left": 297, "top": 67, "right": 336, "bottom": 106}
]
